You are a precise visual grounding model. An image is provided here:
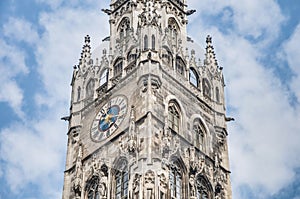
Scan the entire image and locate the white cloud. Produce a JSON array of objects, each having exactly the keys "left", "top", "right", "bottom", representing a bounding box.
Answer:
[
  {"left": 0, "top": 1, "right": 109, "bottom": 198},
  {"left": 188, "top": 0, "right": 285, "bottom": 44},
  {"left": 3, "top": 17, "right": 39, "bottom": 45},
  {"left": 0, "top": 110, "right": 67, "bottom": 197},
  {"left": 35, "top": 5, "right": 109, "bottom": 107},
  {"left": 283, "top": 23, "right": 300, "bottom": 101},
  {"left": 0, "top": 39, "right": 28, "bottom": 117},
  {"left": 212, "top": 24, "right": 300, "bottom": 199},
  {"left": 187, "top": 0, "right": 300, "bottom": 198},
  {"left": 35, "top": 0, "right": 63, "bottom": 9}
]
